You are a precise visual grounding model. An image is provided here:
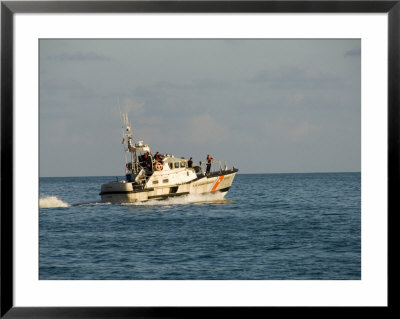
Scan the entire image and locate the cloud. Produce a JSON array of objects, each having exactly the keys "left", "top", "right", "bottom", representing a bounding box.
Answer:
[
  {"left": 264, "top": 117, "right": 320, "bottom": 143},
  {"left": 189, "top": 78, "right": 230, "bottom": 90},
  {"left": 136, "top": 78, "right": 230, "bottom": 93},
  {"left": 40, "top": 77, "right": 97, "bottom": 100},
  {"left": 41, "top": 78, "right": 86, "bottom": 91},
  {"left": 345, "top": 48, "right": 361, "bottom": 57},
  {"left": 248, "top": 66, "right": 342, "bottom": 89},
  {"left": 138, "top": 114, "right": 230, "bottom": 147},
  {"left": 132, "top": 80, "right": 229, "bottom": 118},
  {"left": 184, "top": 114, "right": 230, "bottom": 144},
  {"left": 46, "top": 51, "right": 112, "bottom": 62},
  {"left": 121, "top": 98, "right": 145, "bottom": 114}
]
